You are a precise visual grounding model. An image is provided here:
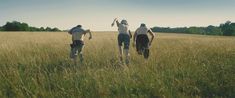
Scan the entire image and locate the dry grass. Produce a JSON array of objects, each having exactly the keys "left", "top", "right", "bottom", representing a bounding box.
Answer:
[{"left": 0, "top": 32, "right": 235, "bottom": 98}]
